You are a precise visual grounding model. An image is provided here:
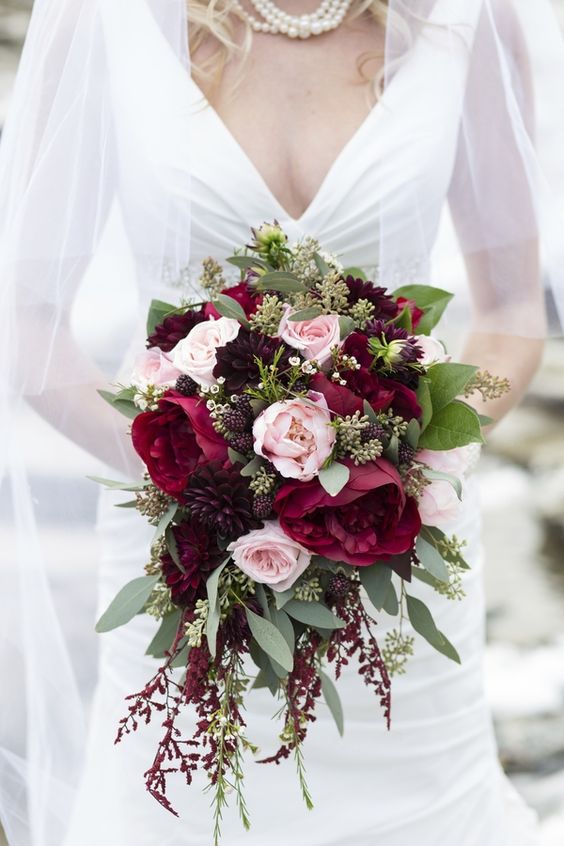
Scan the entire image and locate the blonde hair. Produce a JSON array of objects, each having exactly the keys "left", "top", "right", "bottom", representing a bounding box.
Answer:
[{"left": 187, "top": 0, "right": 391, "bottom": 95}]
